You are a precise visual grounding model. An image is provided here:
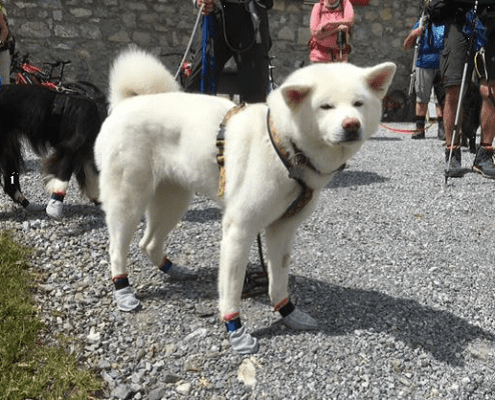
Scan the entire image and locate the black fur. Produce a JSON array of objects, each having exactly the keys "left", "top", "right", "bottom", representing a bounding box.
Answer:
[{"left": 0, "top": 84, "right": 107, "bottom": 208}]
